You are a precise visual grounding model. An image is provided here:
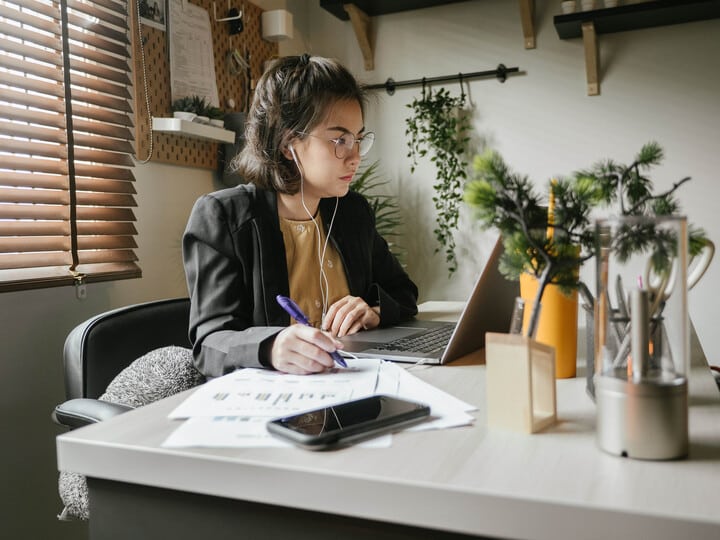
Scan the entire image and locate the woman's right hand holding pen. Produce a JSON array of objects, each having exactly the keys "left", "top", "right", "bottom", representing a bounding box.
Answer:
[{"left": 270, "top": 325, "right": 344, "bottom": 375}]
